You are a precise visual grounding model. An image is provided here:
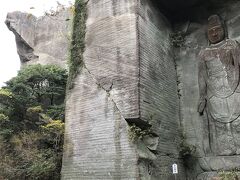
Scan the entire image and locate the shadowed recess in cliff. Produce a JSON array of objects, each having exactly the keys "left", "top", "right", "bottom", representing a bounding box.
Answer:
[{"left": 152, "top": 0, "right": 240, "bottom": 22}]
